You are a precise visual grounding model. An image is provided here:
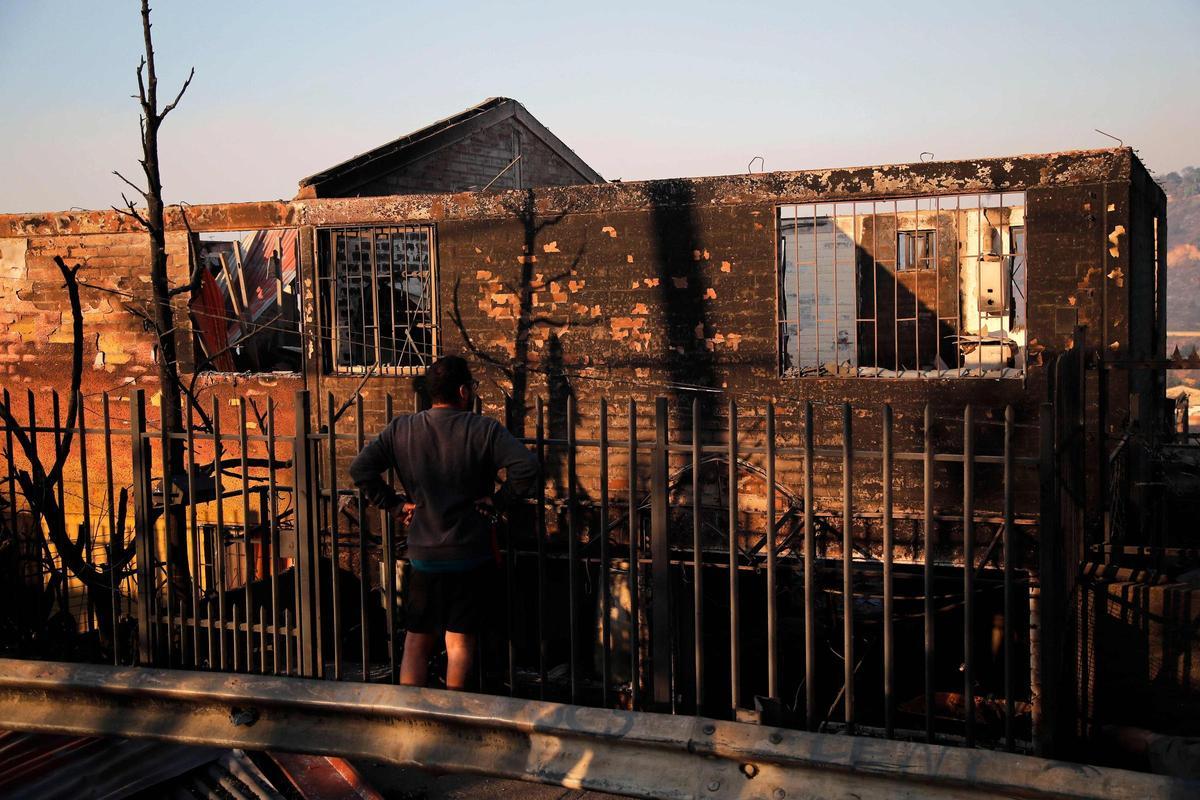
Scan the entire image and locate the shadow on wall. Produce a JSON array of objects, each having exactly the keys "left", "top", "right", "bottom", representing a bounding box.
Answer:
[
  {"left": 646, "top": 180, "right": 718, "bottom": 419},
  {"left": 449, "top": 189, "right": 595, "bottom": 439}
]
